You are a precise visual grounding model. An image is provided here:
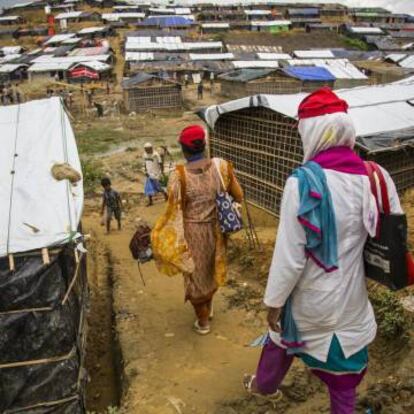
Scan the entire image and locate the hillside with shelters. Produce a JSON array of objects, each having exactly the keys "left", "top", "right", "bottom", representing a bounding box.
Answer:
[{"left": 0, "top": 1, "right": 414, "bottom": 414}]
